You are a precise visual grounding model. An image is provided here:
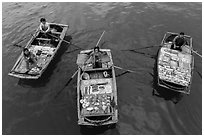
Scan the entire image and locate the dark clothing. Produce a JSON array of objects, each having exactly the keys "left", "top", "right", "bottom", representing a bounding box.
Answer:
[
  {"left": 172, "top": 36, "right": 186, "bottom": 51},
  {"left": 175, "top": 37, "right": 185, "bottom": 47},
  {"left": 93, "top": 54, "right": 102, "bottom": 68},
  {"left": 24, "top": 52, "right": 37, "bottom": 70},
  {"left": 38, "top": 31, "right": 52, "bottom": 39}
]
